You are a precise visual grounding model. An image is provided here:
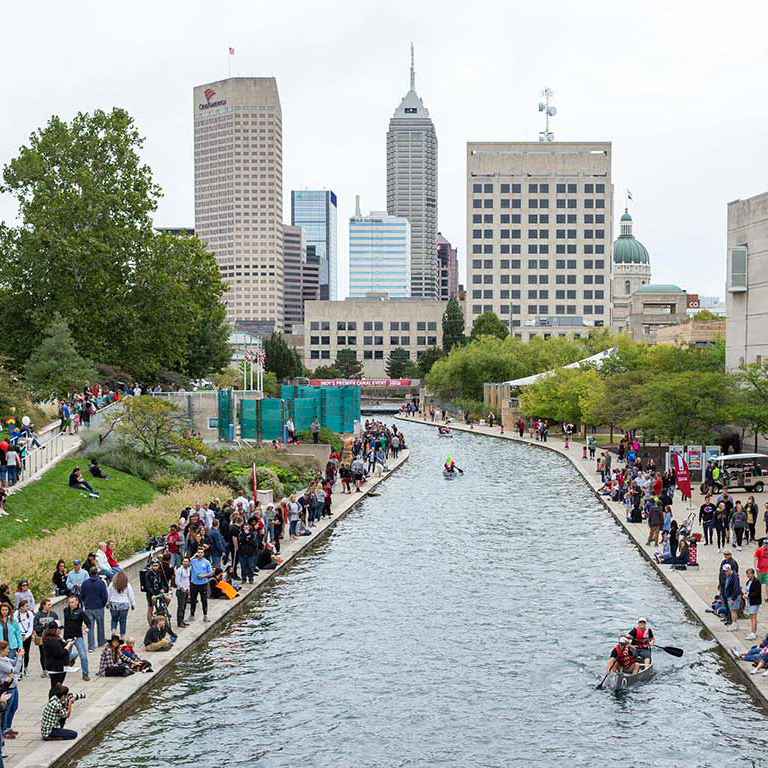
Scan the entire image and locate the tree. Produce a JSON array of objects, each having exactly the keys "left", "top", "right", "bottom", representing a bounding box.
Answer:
[
  {"left": 0, "top": 109, "right": 229, "bottom": 379},
  {"left": 110, "top": 396, "right": 192, "bottom": 460},
  {"left": 471, "top": 312, "right": 509, "bottom": 341},
  {"left": 0, "top": 356, "right": 38, "bottom": 425},
  {"left": 730, "top": 361, "right": 768, "bottom": 451},
  {"left": 264, "top": 333, "right": 302, "bottom": 382},
  {"left": 335, "top": 349, "right": 363, "bottom": 379},
  {"left": 442, "top": 297, "right": 466, "bottom": 352},
  {"left": 25, "top": 316, "right": 98, "bottom": 401},
  {"left": 417, "top": 346, "right": 444, "bottom": 378},
  {"left": 691, "top": 309, "right": 721, "bottom": 323},
  {"left": 518, "top": 368, "right": 601, "bottom": 425},
  {"left": 312, "top": 365, "right": 342, "bottom": 379},
  {"left": 580, "top": 372, "right": 646, "bottom": 442},
  {"left": 385, "top": 348, "right": 412, "bottom": 378},
  {"left": 212, "top": 366, "right": 241, "bottom": 390}
]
